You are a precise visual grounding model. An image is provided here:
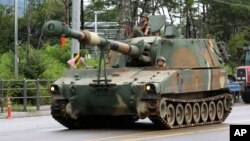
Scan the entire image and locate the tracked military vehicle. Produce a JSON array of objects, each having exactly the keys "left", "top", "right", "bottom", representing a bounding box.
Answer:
[{"left": 43, "top": 16, "right": 233, "bottom": 129}]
